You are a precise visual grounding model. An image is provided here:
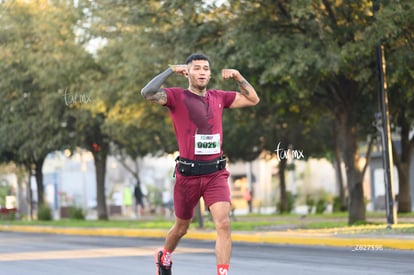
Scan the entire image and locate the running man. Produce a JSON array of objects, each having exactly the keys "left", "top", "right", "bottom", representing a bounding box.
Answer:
[{"left": 141, "top": 53, "right": 259, "bottom": 275}]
